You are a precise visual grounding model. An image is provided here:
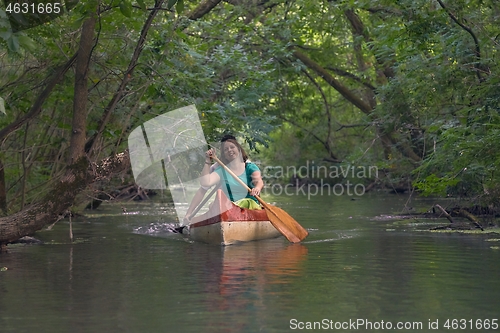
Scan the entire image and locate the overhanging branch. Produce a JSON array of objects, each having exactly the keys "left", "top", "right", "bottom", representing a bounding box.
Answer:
[{"left": 0, "top": 151, "right": 131, "bottom": 245}]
